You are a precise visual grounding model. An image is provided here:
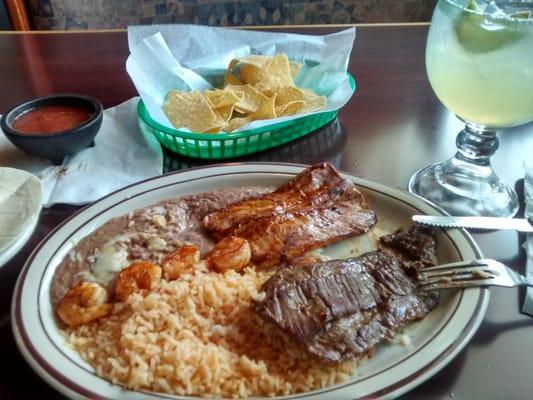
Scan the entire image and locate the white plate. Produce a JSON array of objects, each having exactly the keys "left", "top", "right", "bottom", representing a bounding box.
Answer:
[
  {"left": 12, "top": 163, "right": 488, "bottom": 399},
  {"left": 0, "top": 167, "right": 42, "bottom": 268}
]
